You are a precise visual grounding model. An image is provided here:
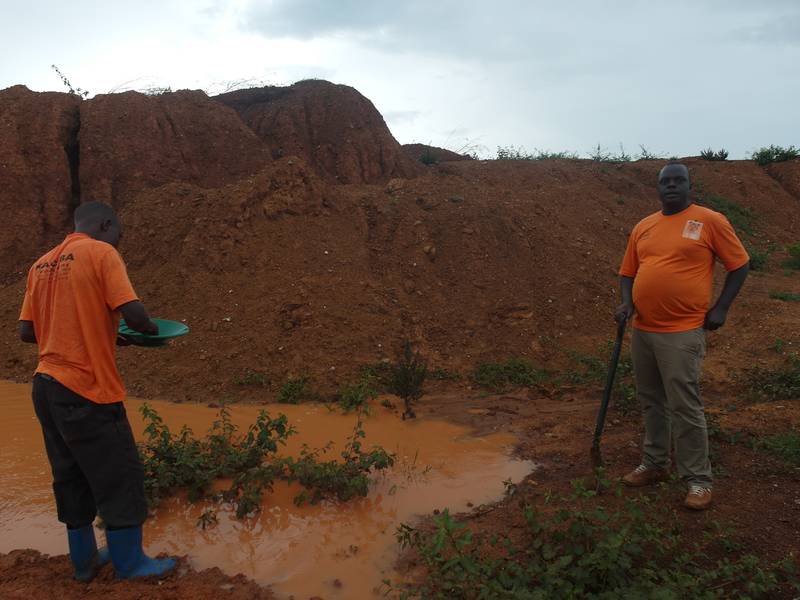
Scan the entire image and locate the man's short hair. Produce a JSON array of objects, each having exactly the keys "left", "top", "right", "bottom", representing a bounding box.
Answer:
[{"left": 74, "top": 201, "right": 118, "bottom": 226}]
